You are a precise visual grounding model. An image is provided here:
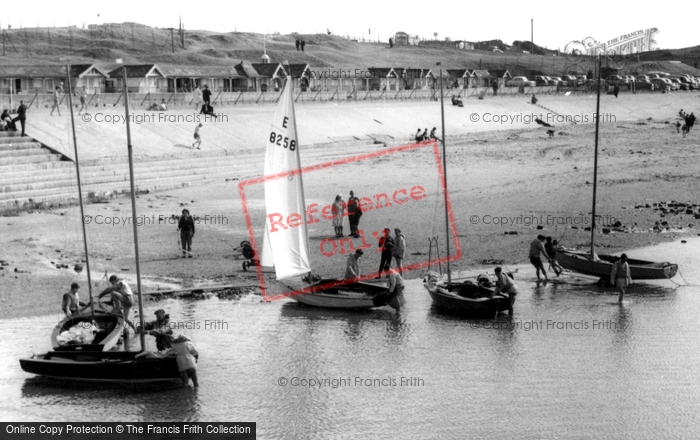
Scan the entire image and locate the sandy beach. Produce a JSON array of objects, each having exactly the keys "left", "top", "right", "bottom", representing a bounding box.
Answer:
[{"left": 2, "top": 94, "right": 699, "bottom": 319}]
